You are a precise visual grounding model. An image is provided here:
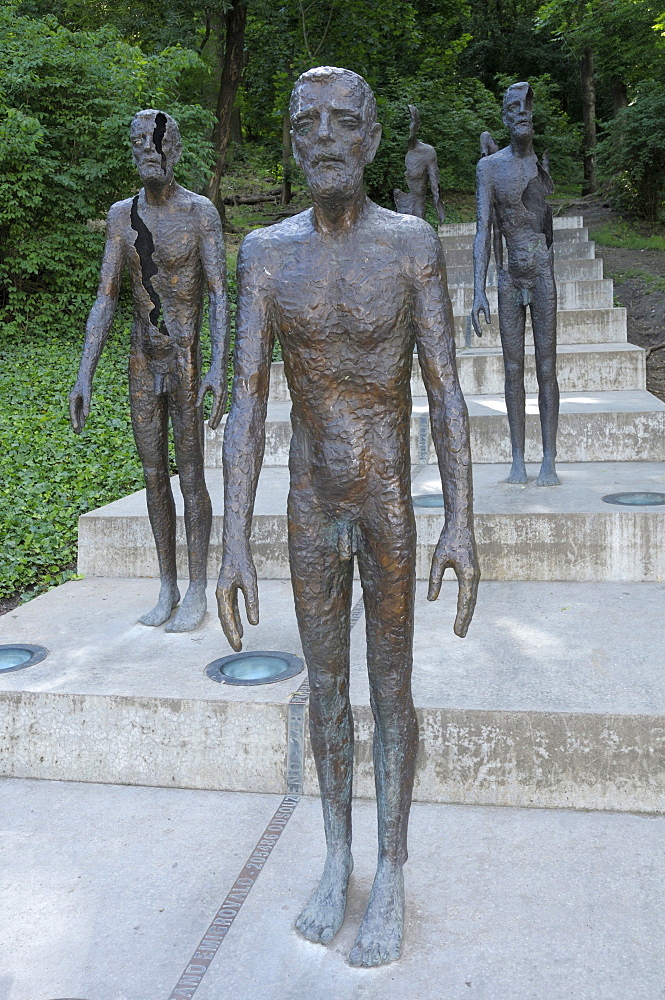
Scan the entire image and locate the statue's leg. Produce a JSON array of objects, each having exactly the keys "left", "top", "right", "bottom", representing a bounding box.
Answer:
[
  {"left": 290, "top": 483, "right": 355, "bottom": 945},
  {"left": 348, "top": 493, "right": 418, "bottom": 968},
  {"left": 497, "top": 269, "right": 528, "bottom": 483},
  {"left": 531, "top": 270, "right": 560, "bottom": 486},
  {"left": 130, "top": 358, "right": 180, "bottom": 626},
  {"left": 165, "top": 370, "right": 211, "bottom": 632}
]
